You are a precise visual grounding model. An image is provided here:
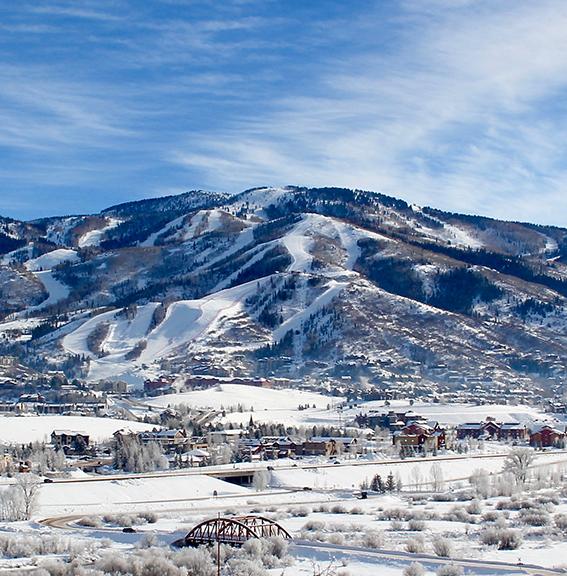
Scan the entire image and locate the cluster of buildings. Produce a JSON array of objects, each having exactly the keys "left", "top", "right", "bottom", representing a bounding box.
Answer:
[
  {"left": 455, "top": 417, "right": 566, "bottom": 448},
  {"left": 143, "top": 375, "right": 273, "bottom": 396},
  {"left": 238, "top": 435, "right": 362, "bottom": 461},
  {"left": 111, "top": 427, "right": 367, "bottom": 465},
  {"left": 0, "top": 392, "right": 108, "bottom": 416},
  {"left": 358, "top": 409, "right": 567, "bottom": 450}
]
